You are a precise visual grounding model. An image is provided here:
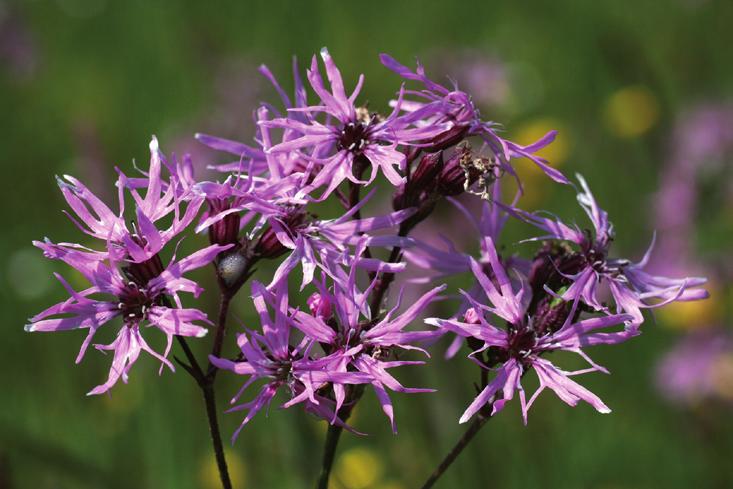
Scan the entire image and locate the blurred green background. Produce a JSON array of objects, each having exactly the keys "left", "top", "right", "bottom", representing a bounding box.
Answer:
[{"left": 2, "top": 0, "right": 733, "bottom": 488}]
